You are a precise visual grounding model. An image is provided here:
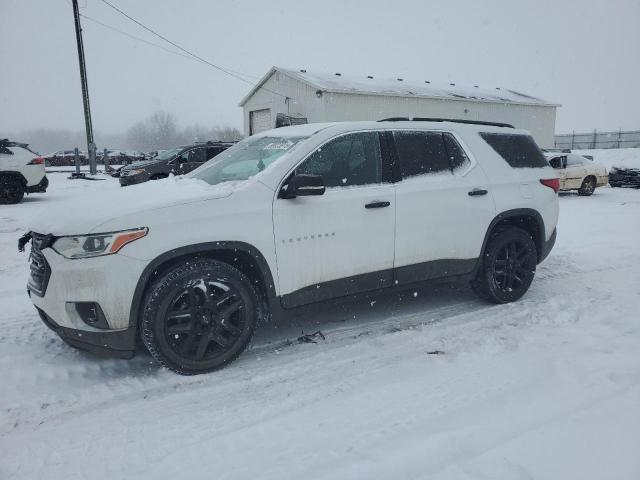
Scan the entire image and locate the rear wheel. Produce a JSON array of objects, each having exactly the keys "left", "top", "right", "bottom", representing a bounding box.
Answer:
[
  {"left": 141, "top": 258, "right": 258, "bottom": 375},
  {"left": 0, "top": 175, "right": 24, "bottom": 204},
  {"left": 471, "top": 226, "right": 537, "bottom": 304},
  {"left": 578, "top": 176, "right": 596, "bottom": 196}
]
